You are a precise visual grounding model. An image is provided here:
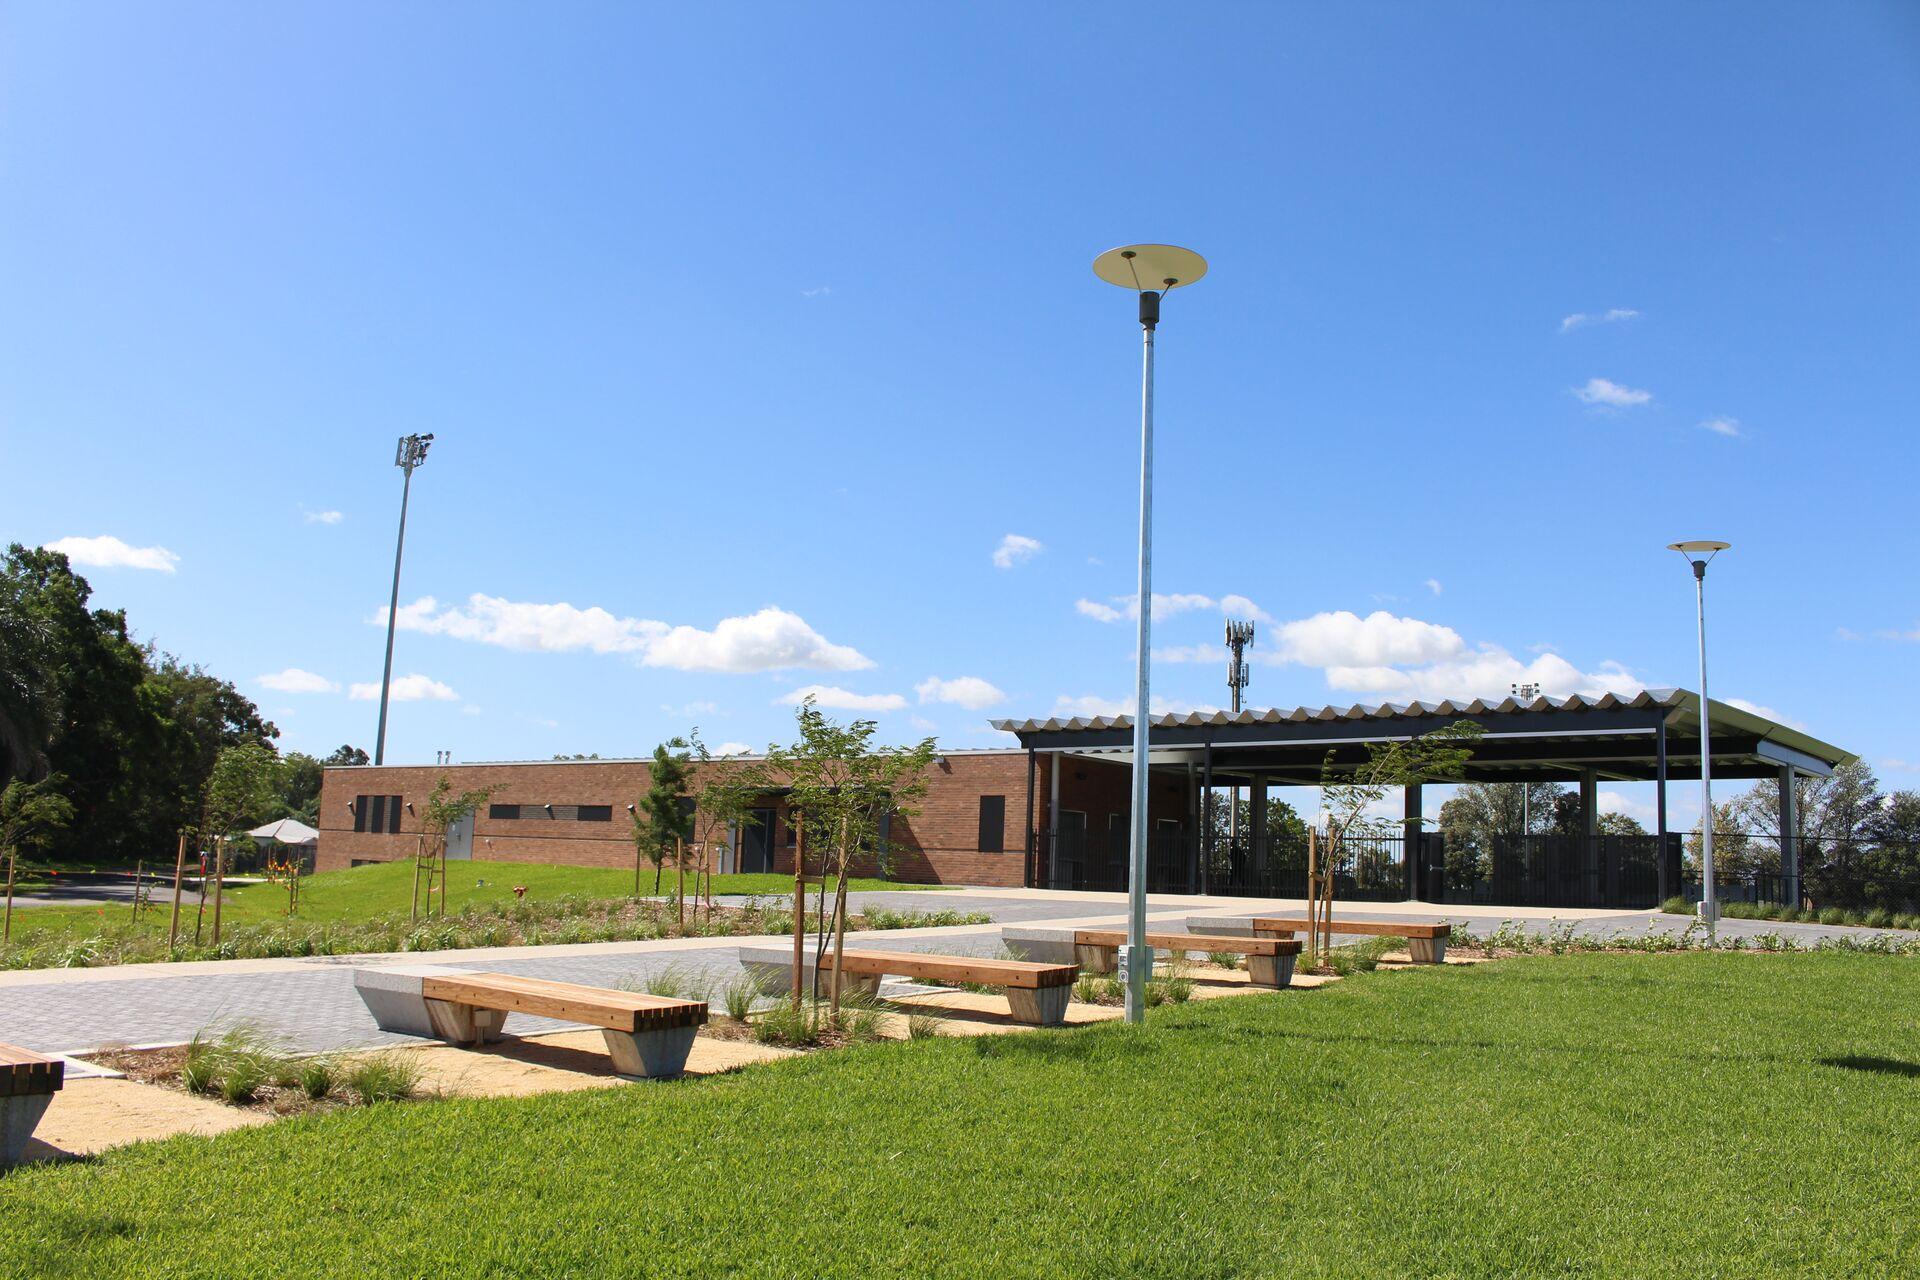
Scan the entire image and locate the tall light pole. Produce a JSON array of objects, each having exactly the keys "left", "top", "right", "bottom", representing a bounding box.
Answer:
[
  {"left": 1094, "top": 243, "right": 1207, "bottom": 1024},
  {"left": 1668, "top": 540, "right": 1730, "bottom": 930},
  {"left": 375, "top": 433, "right": 434, "bottom": 766}
]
